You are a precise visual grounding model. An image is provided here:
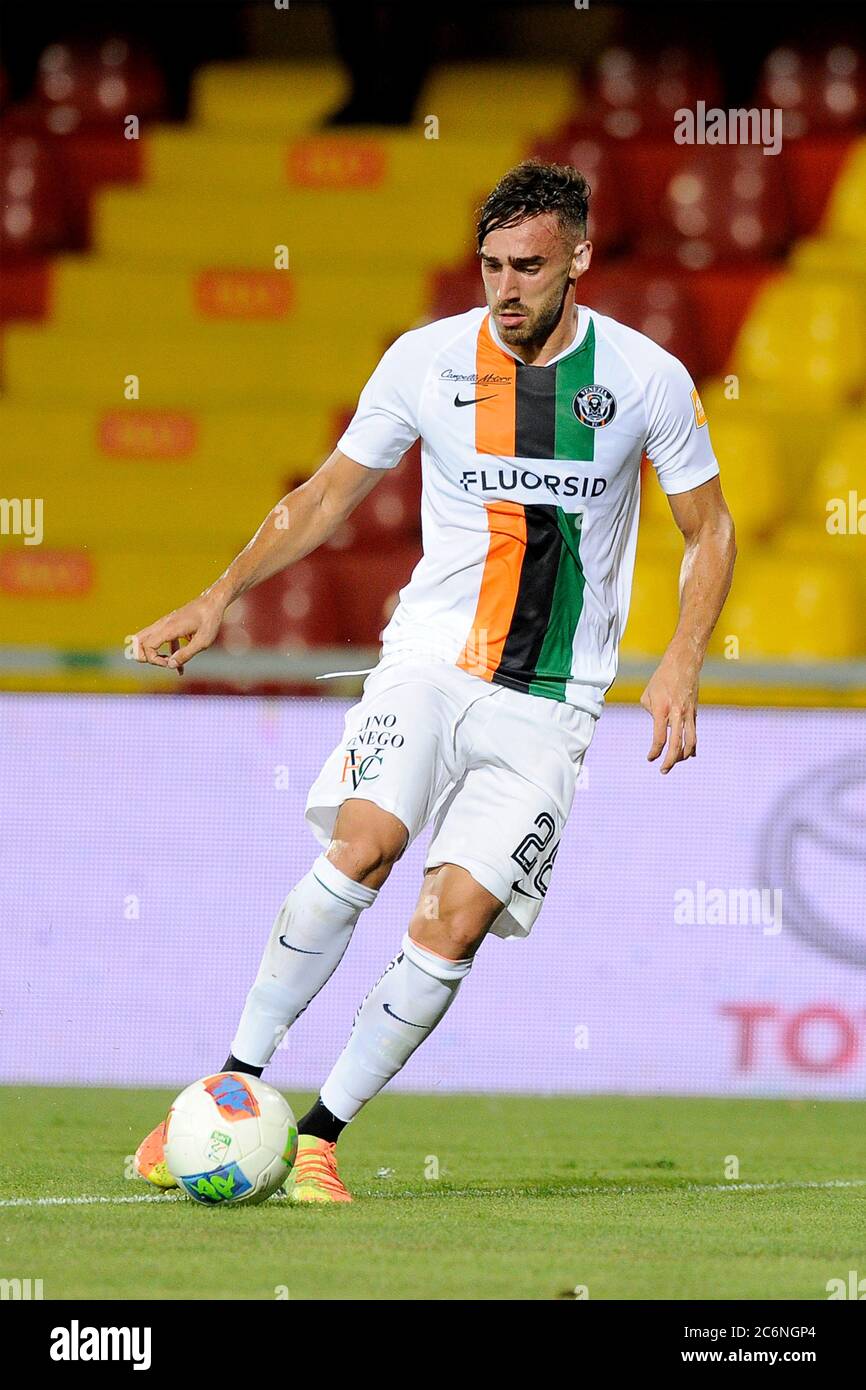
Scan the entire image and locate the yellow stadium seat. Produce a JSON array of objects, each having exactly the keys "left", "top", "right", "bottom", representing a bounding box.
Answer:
[
  {"left": 707, "top": 415, "right": 784, "bottom": 536},
  {"left": 823, "top": 136, "right": 866, "bottom": 243},
  {"left": 642, "top": 416, "right": 782, "bottom": 537},
  {"left": 145, "top": 127, "right": 524, "bottom": 198},
  {"left": 695, "top": 386, "right": 833, "bottom": 494},
  {"left": 805, "top": 415, "right": 866, "bottom": 529},
  {"left": 1, "top": 325, "right": 380, "bottom": 408},
  {"left": 0, "top": 545, "right": 235, "bottom": 650},
  {"left": 712, "top": 555, "right": 864, "bottom": 660},
  {"left": 420, "top": 64, "right": 577, "bottom": 137},
  {"left": 0, "top": 403, "right": 338, "bottom": 474},
  {"left": 774, "top": 520, "right": 866, "bottom": 601},
  {"left": 192, "top": 62, "right": 348, "bottom": 132},
  {"left": 620, "top": 554, "right": 681, "bottom": 657},
  {"left": 50, "top": 258, "right": 428, "bottom": 338},
  {"left": 733, "top": 279, "right": 865, "bottom": 404},
  {"left": 93, "top": 187, "right": 476, "bottom": 269}
]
